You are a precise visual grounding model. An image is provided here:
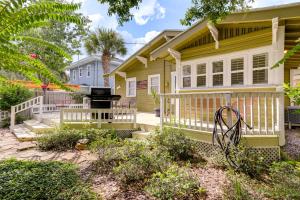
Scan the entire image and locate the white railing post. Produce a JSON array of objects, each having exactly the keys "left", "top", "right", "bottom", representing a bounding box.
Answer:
[
  {"left": 133, "top": 109, "right": 137, "bottom": 129},
  {"left": 278, "top": 93, "right": 285, "bottom": 146},
  {"left": 39, "top": 96, "right": 43, "bottom": 122},
  {"left": 225, "top": 93, "right": 232, "bottom": 128},
  {"left": 10, "top": 106, "right": 15, "bottom": 131},
  {"left": 160, "top": 95, "right": 164, "bottom": 130}
]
